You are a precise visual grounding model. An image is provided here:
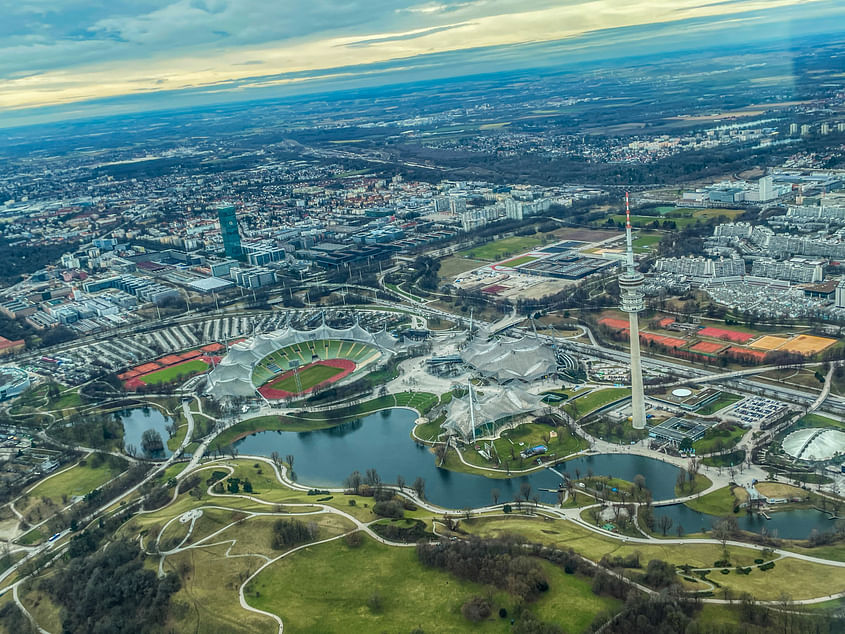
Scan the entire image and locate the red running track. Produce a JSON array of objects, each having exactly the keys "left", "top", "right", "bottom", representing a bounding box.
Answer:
[{"left": 258, "top": 358, "right": 356, "bottom": 400}]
